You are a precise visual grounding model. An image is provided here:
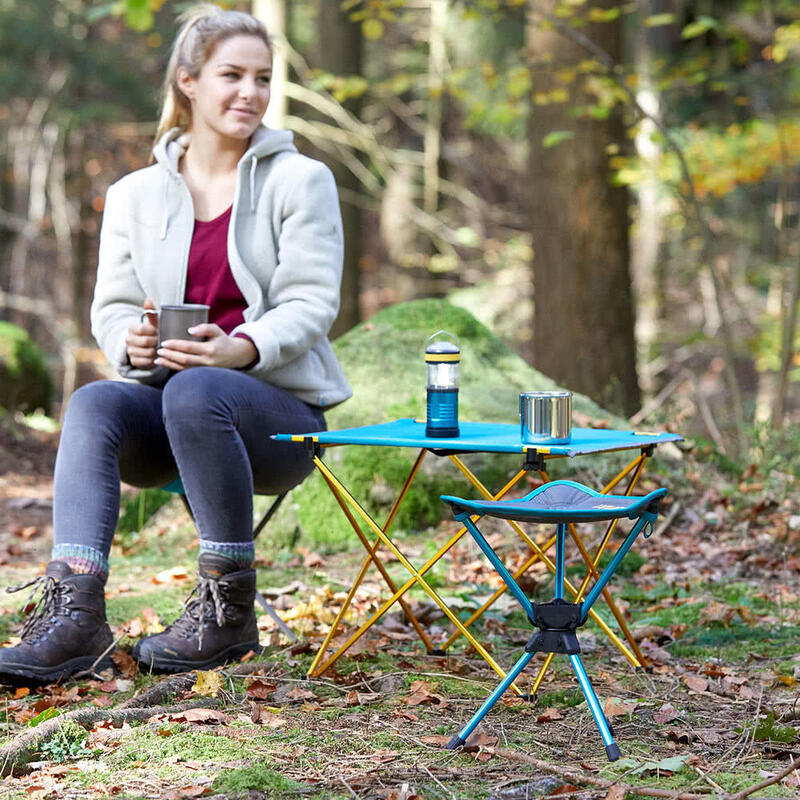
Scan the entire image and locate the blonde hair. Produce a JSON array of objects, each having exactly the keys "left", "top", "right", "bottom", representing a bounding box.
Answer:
[{"left": 154, "top": 4, "right": 271, "bottom": 144}]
